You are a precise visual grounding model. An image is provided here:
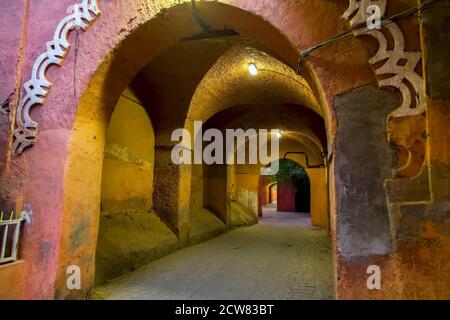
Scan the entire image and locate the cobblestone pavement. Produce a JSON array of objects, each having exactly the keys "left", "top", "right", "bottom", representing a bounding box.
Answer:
[{"left": 94, "top": 207, "right": 334, "bottom": 300}]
